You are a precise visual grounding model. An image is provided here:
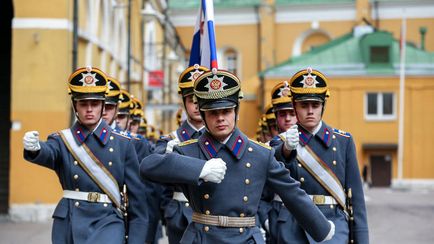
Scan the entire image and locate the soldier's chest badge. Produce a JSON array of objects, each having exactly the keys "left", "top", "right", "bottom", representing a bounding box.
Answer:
[{"left": 300, "top": 73, "right": 319, "bottom": 88}]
